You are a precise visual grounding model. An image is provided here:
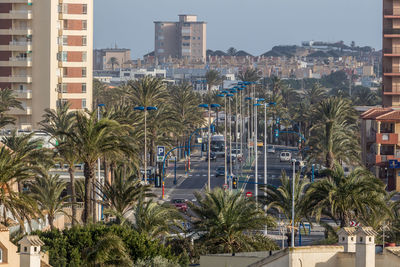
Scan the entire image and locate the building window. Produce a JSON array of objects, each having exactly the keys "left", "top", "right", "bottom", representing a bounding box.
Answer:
[
  {"left": 82, "top": 83, "right": 86, "bottom": 93},
  {"left": 369, "top": 237, "right": 371, "bottom": 242},
  {"left": 82, "top": 52, "right": 87, "bottom": 62},
  {"left": 198, "top": 37, "right": 201, "bottom": 40},
  {"left": 34, "top": 247, "right": 37, "bottom": 252},
  {"left": 360, "top": 237, "right": 363, "bottom": 242},
  {"left": 62, "top": 36, "right": 68, "bottom": 45},
  {"left": 342, "top": 237, "right": 345, "bottom": 241},
  {"left": 351, "top": 237, "right": 354, "bottom": 241},
  {"left": 57, "top": 52, "right": 68, "bottom": 62},
  {"left": 63, "top": 20, "right": 68, "bottom": 30},
  {"left": 82, "top": 36, "right": 87, "bottom": 46},
  {"left": 0, "top": 248, "right": 2, "bottom": 263},
  {"left": 63, "top": 68, "right": 68, "bottom": 77},
  {"left": 82, "top": 68, "right": 87, "bottom": 77},
  {"left": 82, "top": 99, "right": 86, "bottom": 109},
  {"left": 58, "top": 4, "right": 63, "bottom": 13},
  {"left": 82, "top": 4, "right": 87, "bottom": 14},
  {"left": 82, "top": 20, "right": 87, "bottom": 30},
  {"left": 24, "top": 247, "right": 27, "bottom": 252}
]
